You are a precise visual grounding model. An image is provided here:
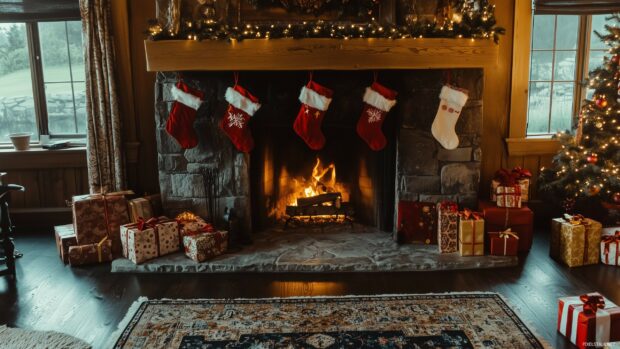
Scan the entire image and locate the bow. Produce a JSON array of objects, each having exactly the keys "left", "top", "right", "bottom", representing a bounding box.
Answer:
[
  {"left": 137, "top": 217, "right": 159, "bottom": 231},
  {"left": 563, "top": 214, "right": 589, "bottom": 226},
  {"left": 493, "top": 168, "right": 518, "bottom": 186},
  {"left": 602, "top": 231, "right": 620, "bottom": 255},
  {"left": 459, "top": 208, "right": 482, "bottom": 221},
  {"left": 499, "top": 228, "right": 519, "bottom": 240},
  {"left": 439, "top": 201, "right": 458, "bottom": 212},
  {"left": 176, "top": 211, "right": 200, "bottom": 223},
  {"left": 579, "top": 294, "right": 606, "bottom": 315},
  {"left": 511, "top": 166, "right": 532, "bottom": 180},
  {"left": 200, "top": 223, "right": 216, "bottom": 233}
]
